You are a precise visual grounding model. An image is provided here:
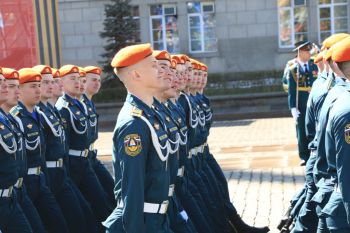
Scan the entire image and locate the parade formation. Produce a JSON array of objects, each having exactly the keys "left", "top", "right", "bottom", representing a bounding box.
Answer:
[
  {"left": 1, "top": 32, "right": 350, "bottom": 233},
  {"left": 279, "top": 34, "right": 350, "bottom": 233}
]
